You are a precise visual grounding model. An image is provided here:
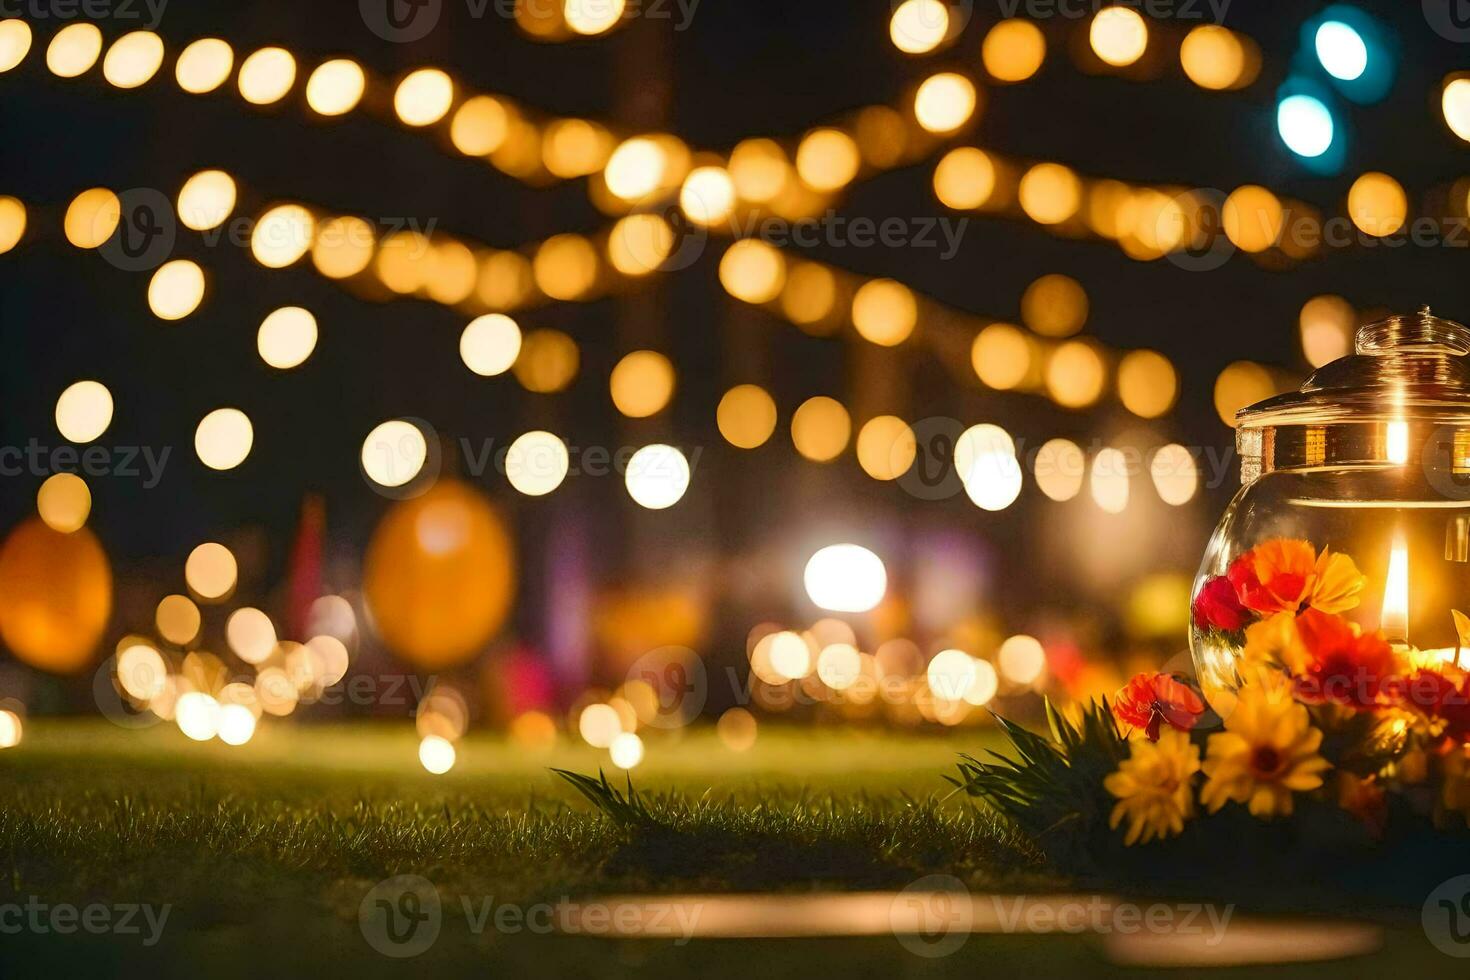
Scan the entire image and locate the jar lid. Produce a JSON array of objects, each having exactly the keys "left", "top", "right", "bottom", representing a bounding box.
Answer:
[{"left": 1238, "top": 307, "right": 1470, "bottom": 428}]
